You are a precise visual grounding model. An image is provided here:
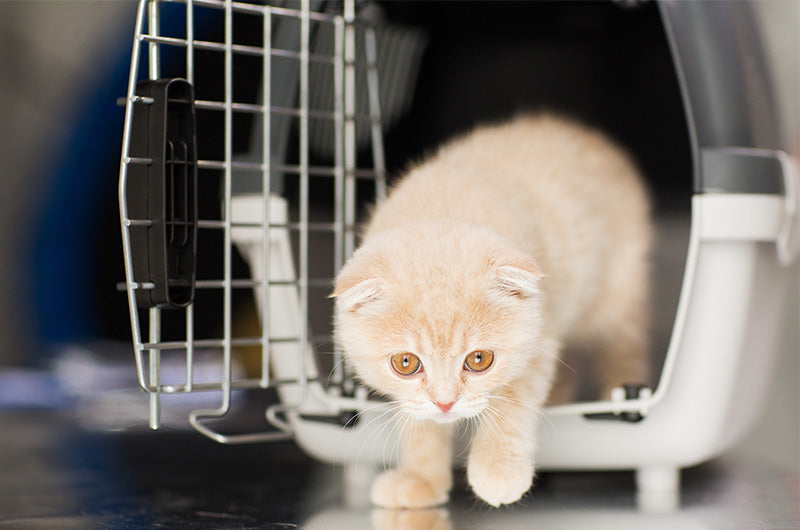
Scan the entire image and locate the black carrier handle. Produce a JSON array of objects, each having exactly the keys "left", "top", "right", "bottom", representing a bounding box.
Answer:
[{"left": 127, "top": 78, "right": 198, "bottom": 309}]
